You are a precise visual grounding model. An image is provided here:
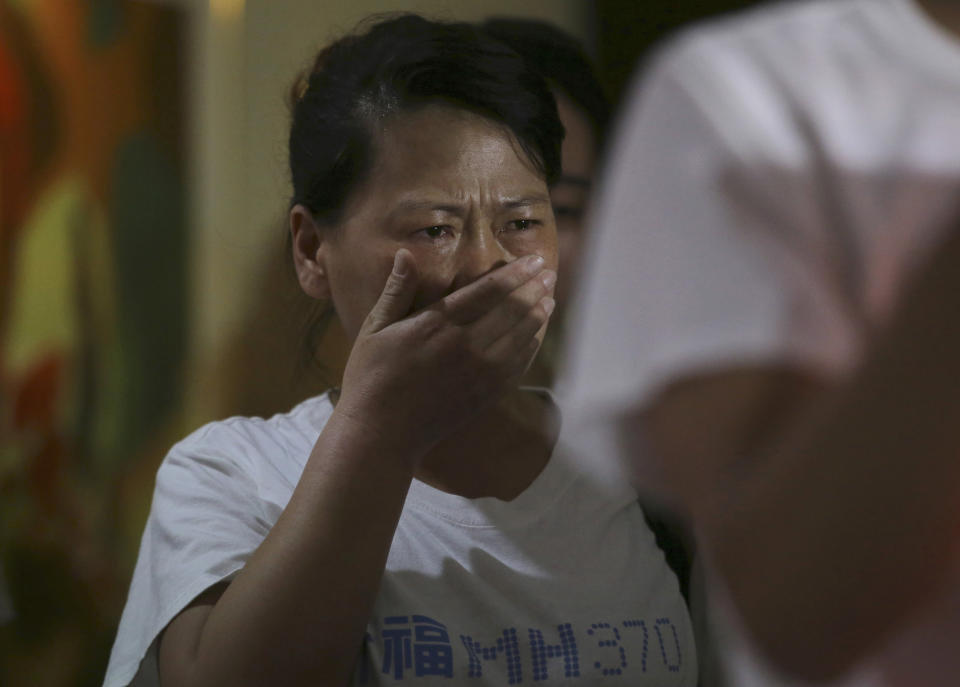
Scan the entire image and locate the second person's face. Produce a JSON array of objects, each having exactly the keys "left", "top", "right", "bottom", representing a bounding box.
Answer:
[{"left": 321, "top": 105, "right": 559, "bottom": 342}]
